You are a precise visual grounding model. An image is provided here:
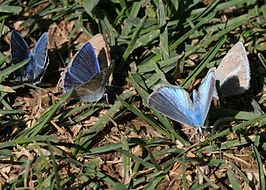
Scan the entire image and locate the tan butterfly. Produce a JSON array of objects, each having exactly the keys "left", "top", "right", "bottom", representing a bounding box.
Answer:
[{"left": 215, "top": 42, "right": 251, "bottom": 97}]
